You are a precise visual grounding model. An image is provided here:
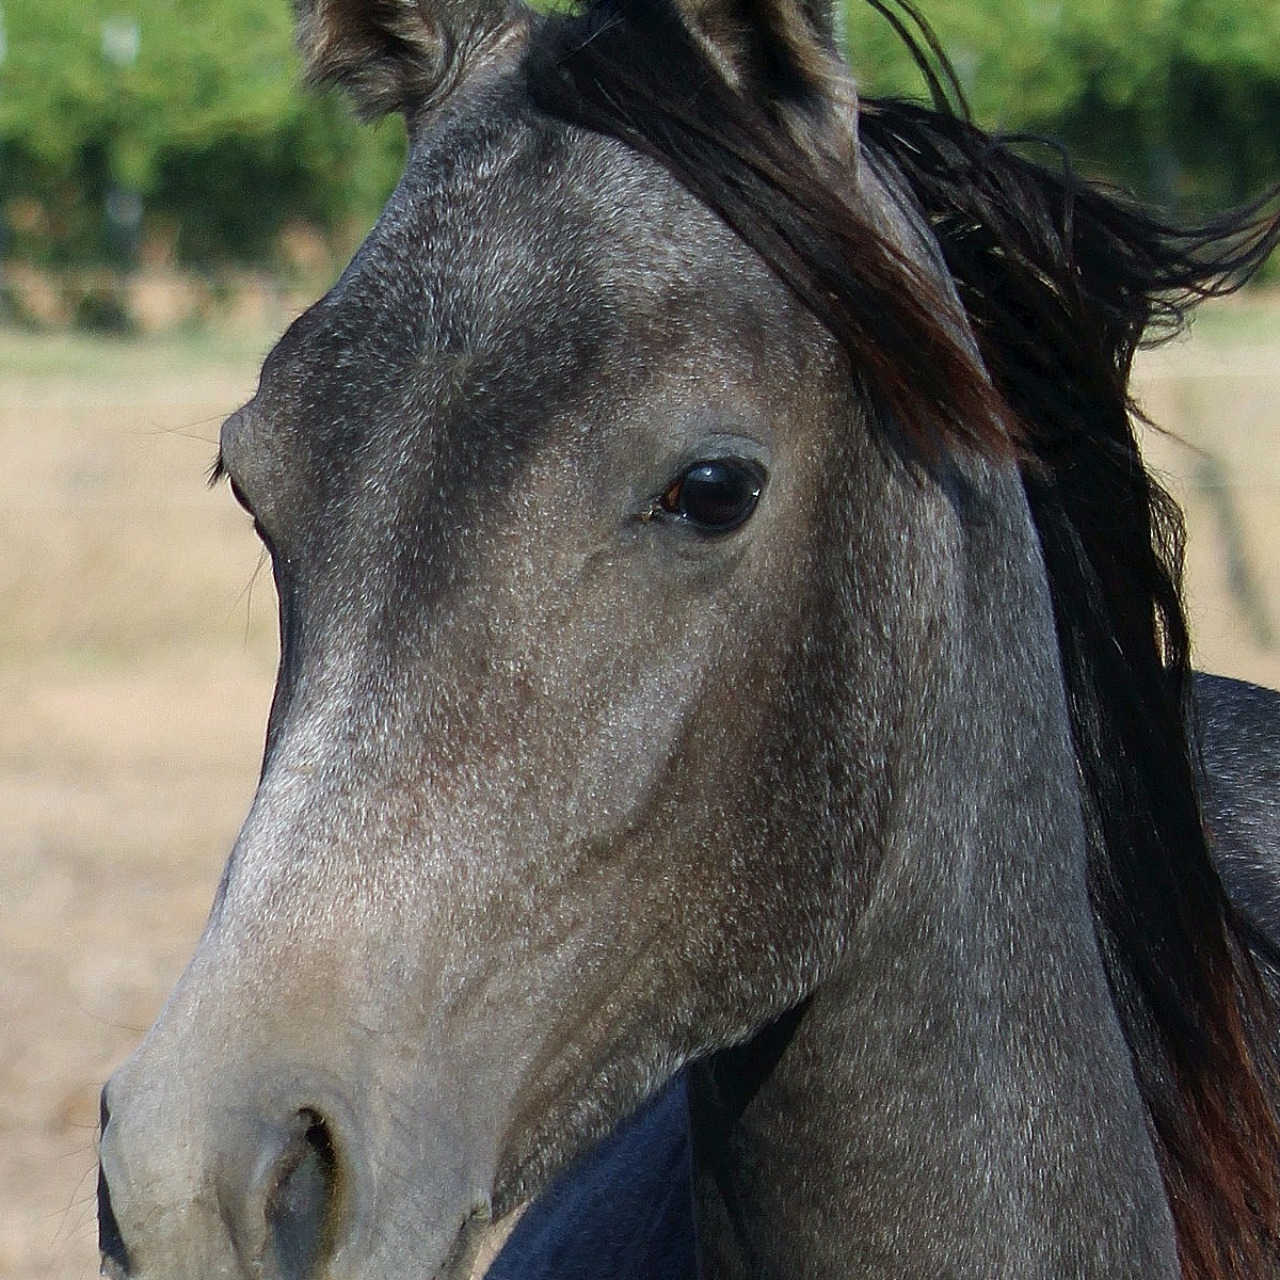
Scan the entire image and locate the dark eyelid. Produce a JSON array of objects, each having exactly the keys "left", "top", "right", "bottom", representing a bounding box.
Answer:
[
  {"left": 211, "top": 453, "right": 254, "bottom": 517},
  {"left": 228, "top": 477, "right": 253, "bottom": 514},
  {"left": 210, "top": 450, "right": 267, "bottom": 547}
]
